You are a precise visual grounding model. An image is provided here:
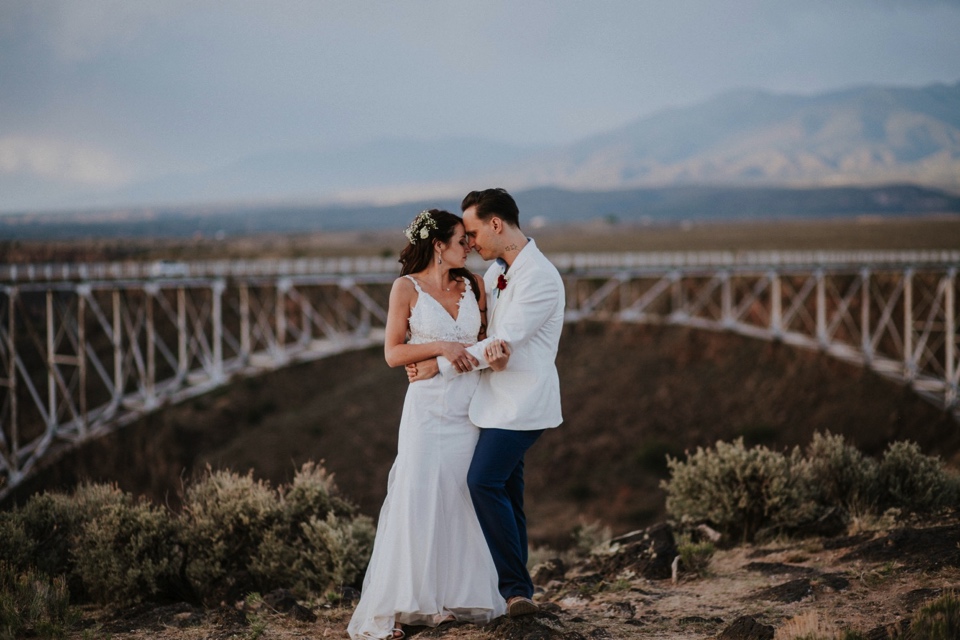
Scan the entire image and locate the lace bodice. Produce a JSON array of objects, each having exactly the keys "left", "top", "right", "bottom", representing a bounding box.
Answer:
[{"left": 406, "top": 275, "right": 481, "bottom": 345}]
